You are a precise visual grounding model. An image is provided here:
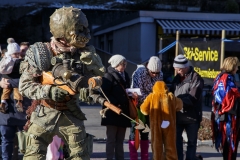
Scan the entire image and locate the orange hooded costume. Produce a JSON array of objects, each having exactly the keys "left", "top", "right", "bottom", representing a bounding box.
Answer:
[{"left": 140, "top": 81, "right": 183, "bottom": 160}]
